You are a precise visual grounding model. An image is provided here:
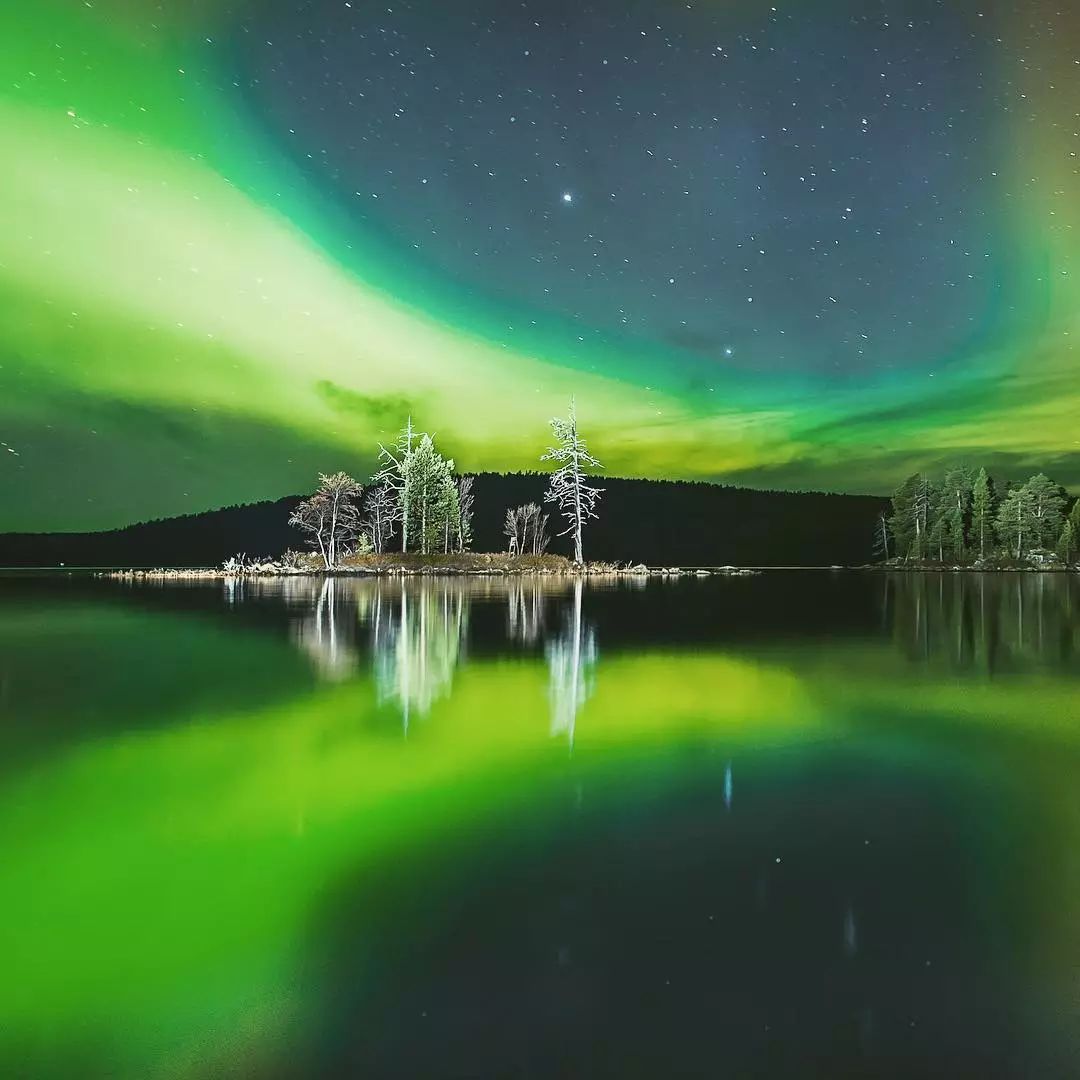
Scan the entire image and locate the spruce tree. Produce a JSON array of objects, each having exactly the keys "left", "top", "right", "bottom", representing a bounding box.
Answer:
[
  {"left": 375, "top": 417, "right": 420, "bottom": 553},
  {"left": 406, "top": 434, "right": 456, "bottom": 555},
  {"left": 971, "top": 468, "right": 995, "bottom": 560},
  {"left": 996, "top": 485, "right": 1036, "bottom": 560},
  {"left": 1057, "top": 518, "right": 1076, "bottom": 563},
  {"left": 888, "top": 474, "right": 921, "bottom": 560},
  {"left": 1024, "top": 473, "right": 1066, "bottom": 549},
  {"left": 434, "top": 468, "right": 461, "bottom": 554},
  {"left": 942, "top": 465, "right": 973, "bottom": 562}
]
